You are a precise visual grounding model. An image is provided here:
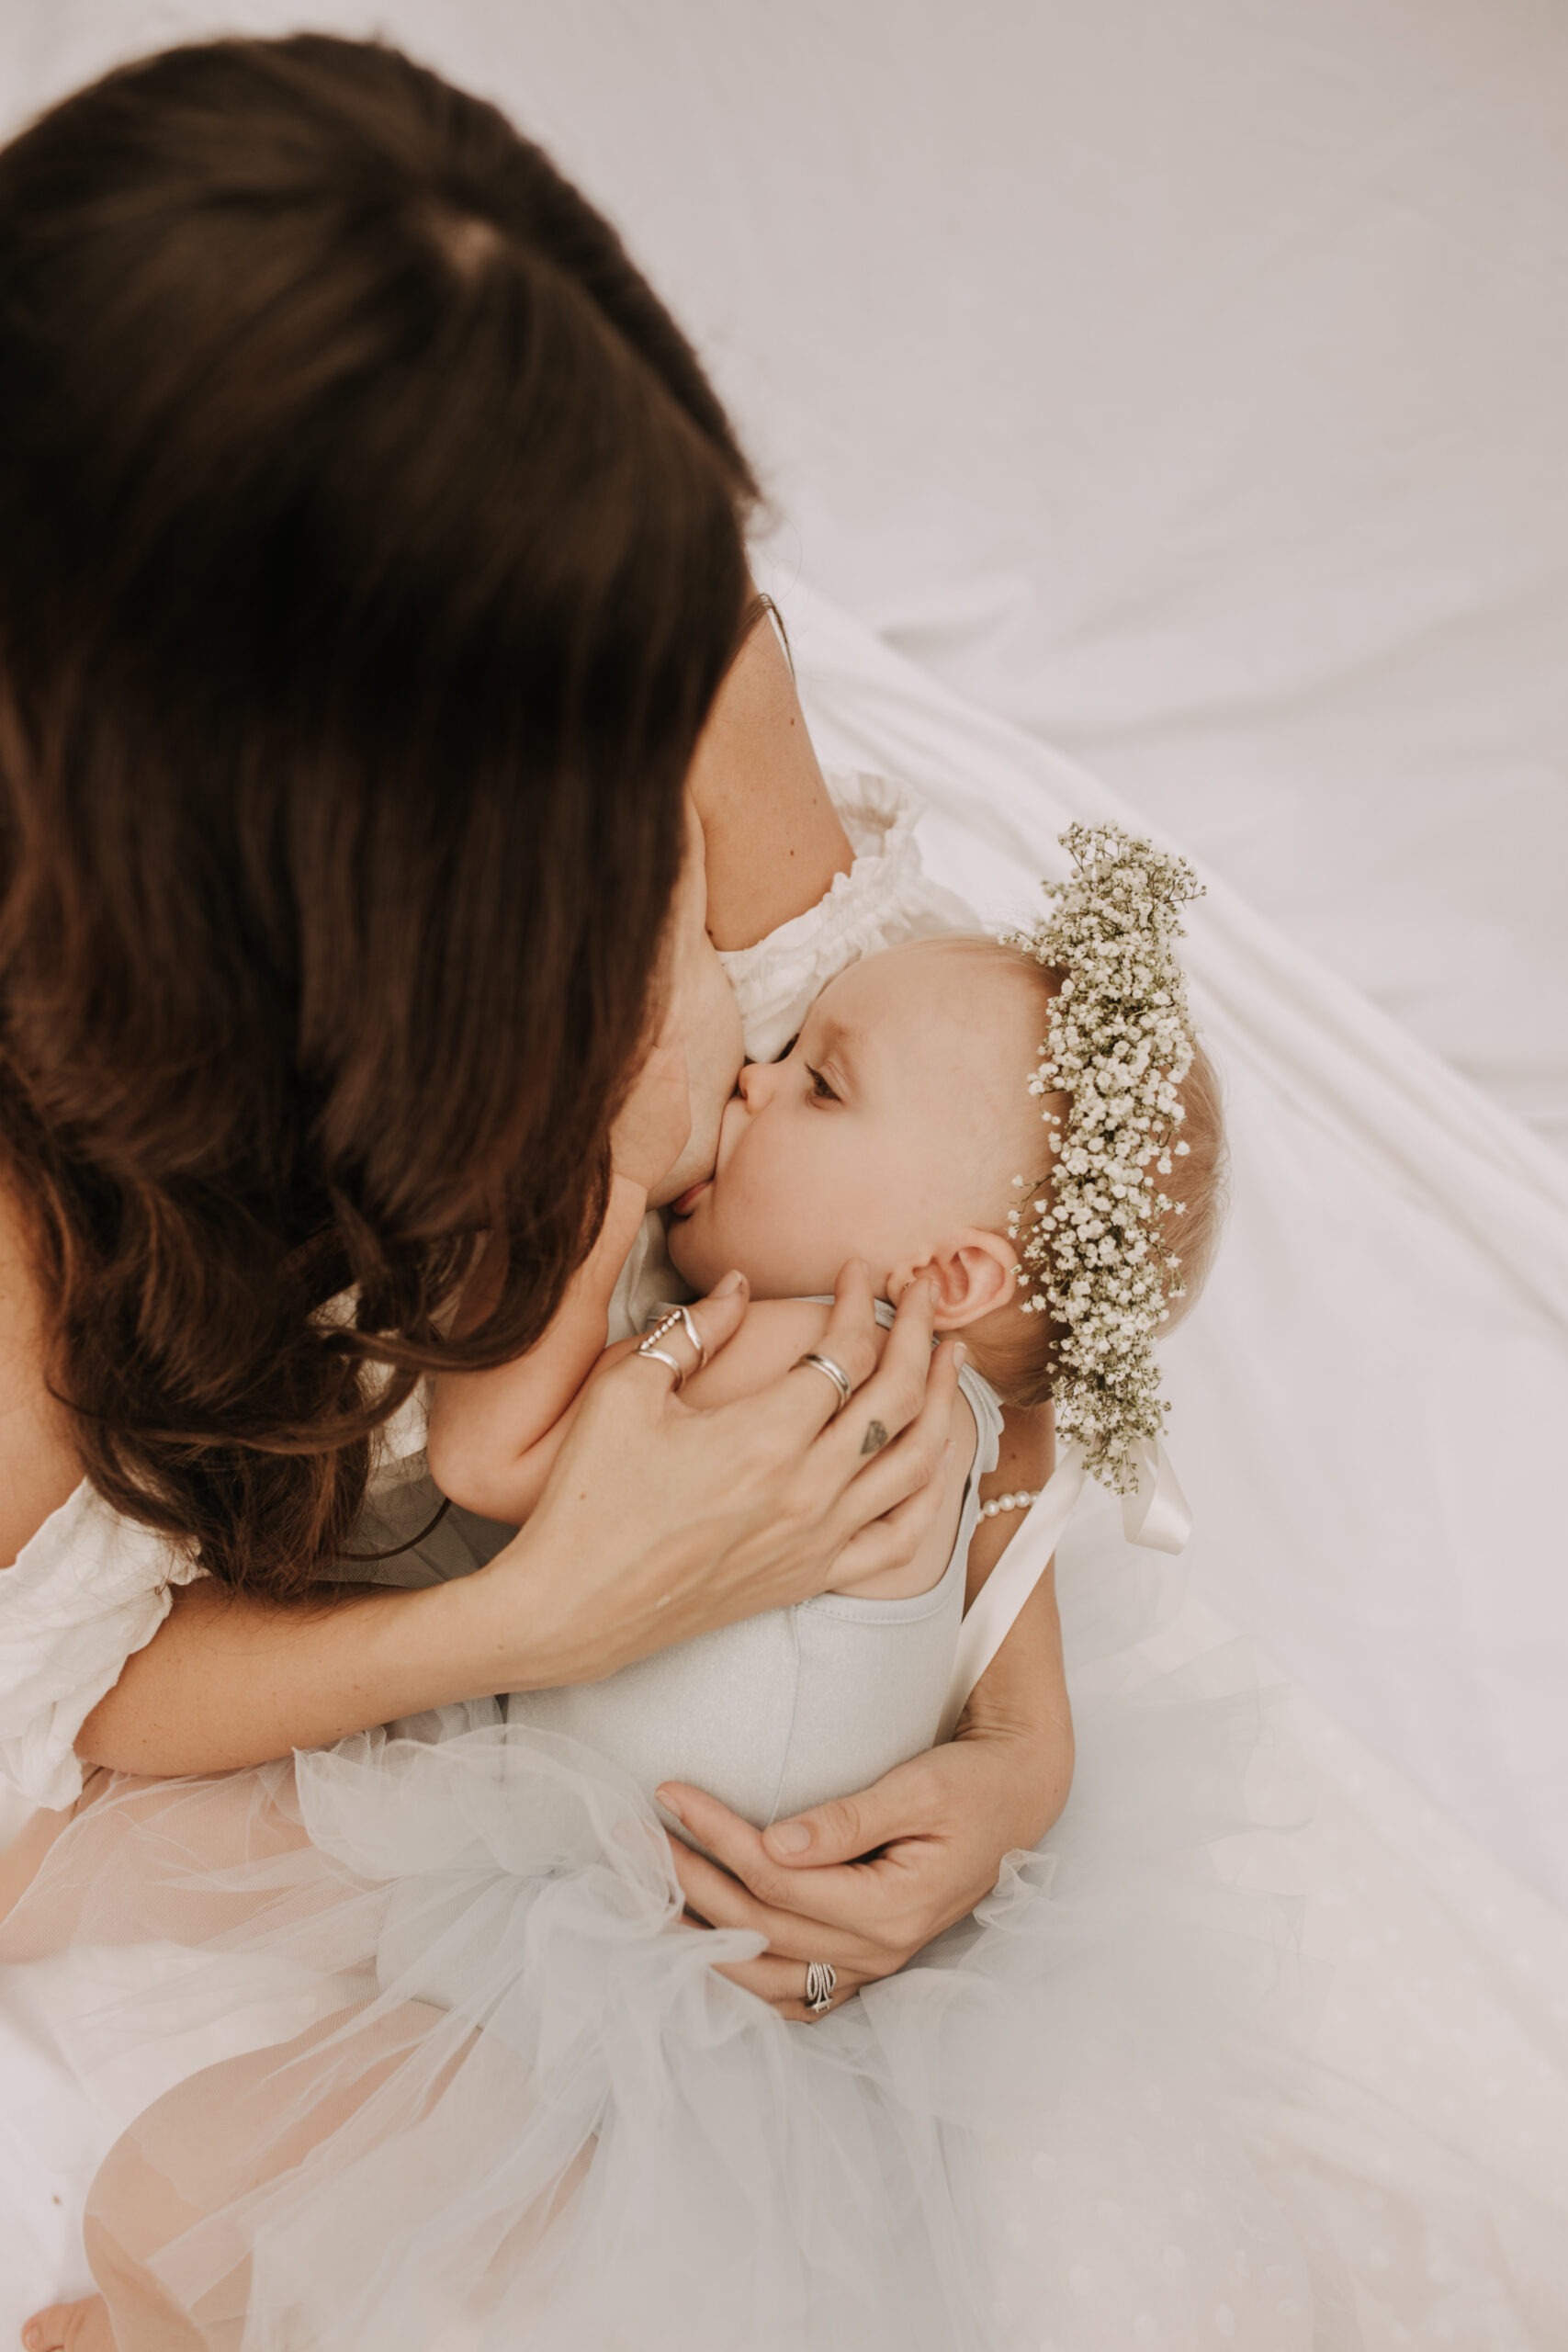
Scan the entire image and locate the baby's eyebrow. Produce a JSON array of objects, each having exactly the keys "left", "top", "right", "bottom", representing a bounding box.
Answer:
[
  {"left": 810, "top": 1012, "right": 862, "bottom": 1063},
  {"left": 807, "top": 1012, "right": 874, "bottom": 1095}
]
